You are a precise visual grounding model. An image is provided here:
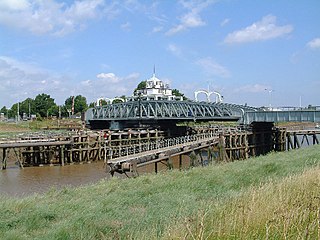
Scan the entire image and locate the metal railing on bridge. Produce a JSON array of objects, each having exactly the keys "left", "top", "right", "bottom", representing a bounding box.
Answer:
[
  {"left": 243, "top": 110, "right": 320, "bottom": 124},
  {"left": 86, "top": 100, "right": 258, "bottom": 123}
]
